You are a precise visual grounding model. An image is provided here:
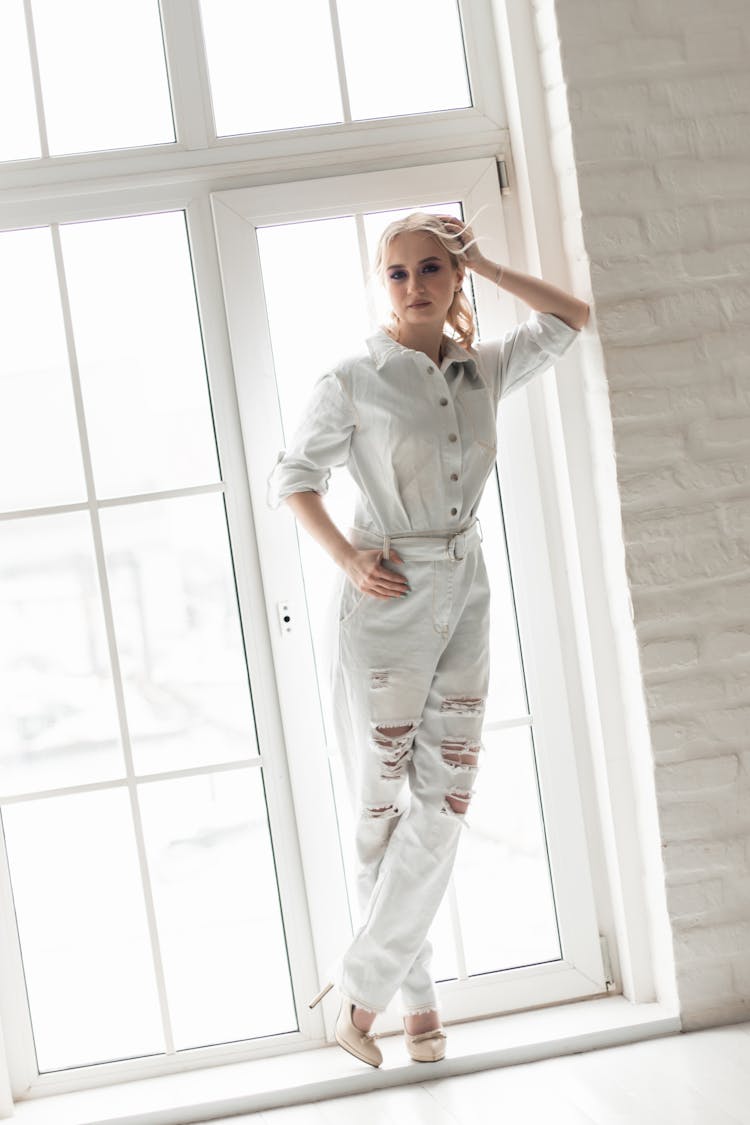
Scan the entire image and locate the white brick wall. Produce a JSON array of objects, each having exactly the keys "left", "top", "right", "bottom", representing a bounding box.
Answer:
[{"left": 537, "top": 0, "right": 750, "bottom": 1030}]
